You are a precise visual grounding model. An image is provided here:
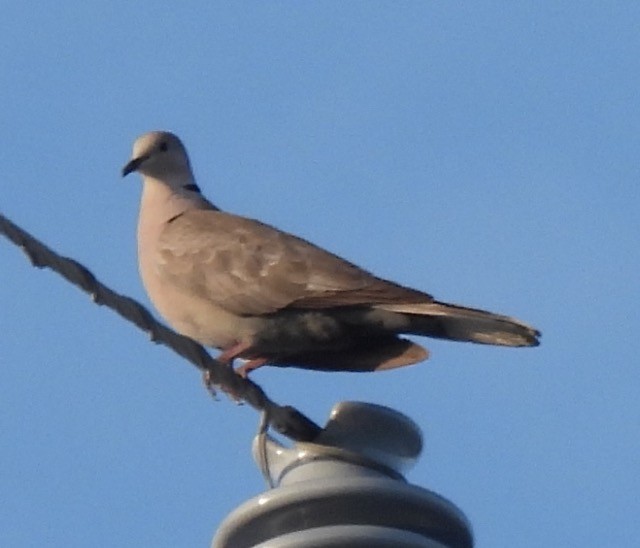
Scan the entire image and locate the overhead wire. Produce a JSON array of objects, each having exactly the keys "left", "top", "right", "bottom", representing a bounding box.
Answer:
[{"left": 1, "top": 212, "right": 321, "bottom": 442}]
